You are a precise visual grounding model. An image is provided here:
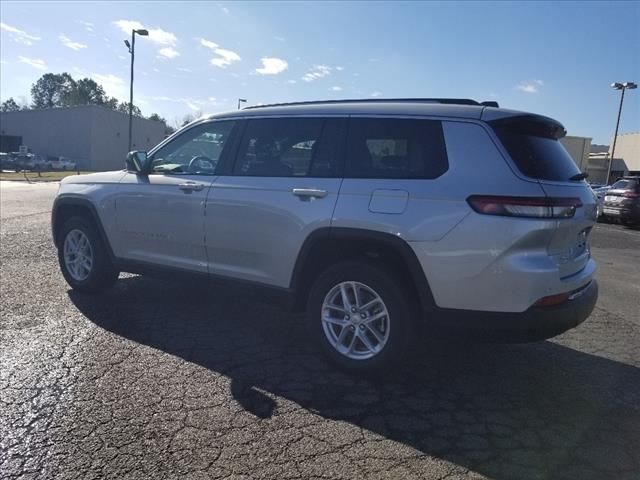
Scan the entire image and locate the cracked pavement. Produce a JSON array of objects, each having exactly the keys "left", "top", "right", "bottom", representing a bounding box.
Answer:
[{"left": 1, "top": 181, "right": 639, "bottom": 479}]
